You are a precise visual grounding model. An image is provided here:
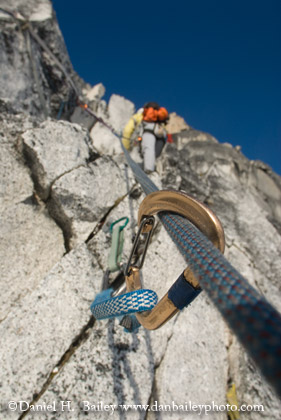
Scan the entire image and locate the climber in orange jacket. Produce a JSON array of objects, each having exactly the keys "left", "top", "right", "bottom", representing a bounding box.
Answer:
[{"left": 122, "top": 102, "right": 169, "bottom": 173}]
